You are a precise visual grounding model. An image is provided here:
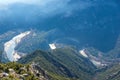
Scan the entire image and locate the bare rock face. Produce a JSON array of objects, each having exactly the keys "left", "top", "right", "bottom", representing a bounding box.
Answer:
[{"left": 3, "top": 31, "right": 31, "bottom": 61}]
